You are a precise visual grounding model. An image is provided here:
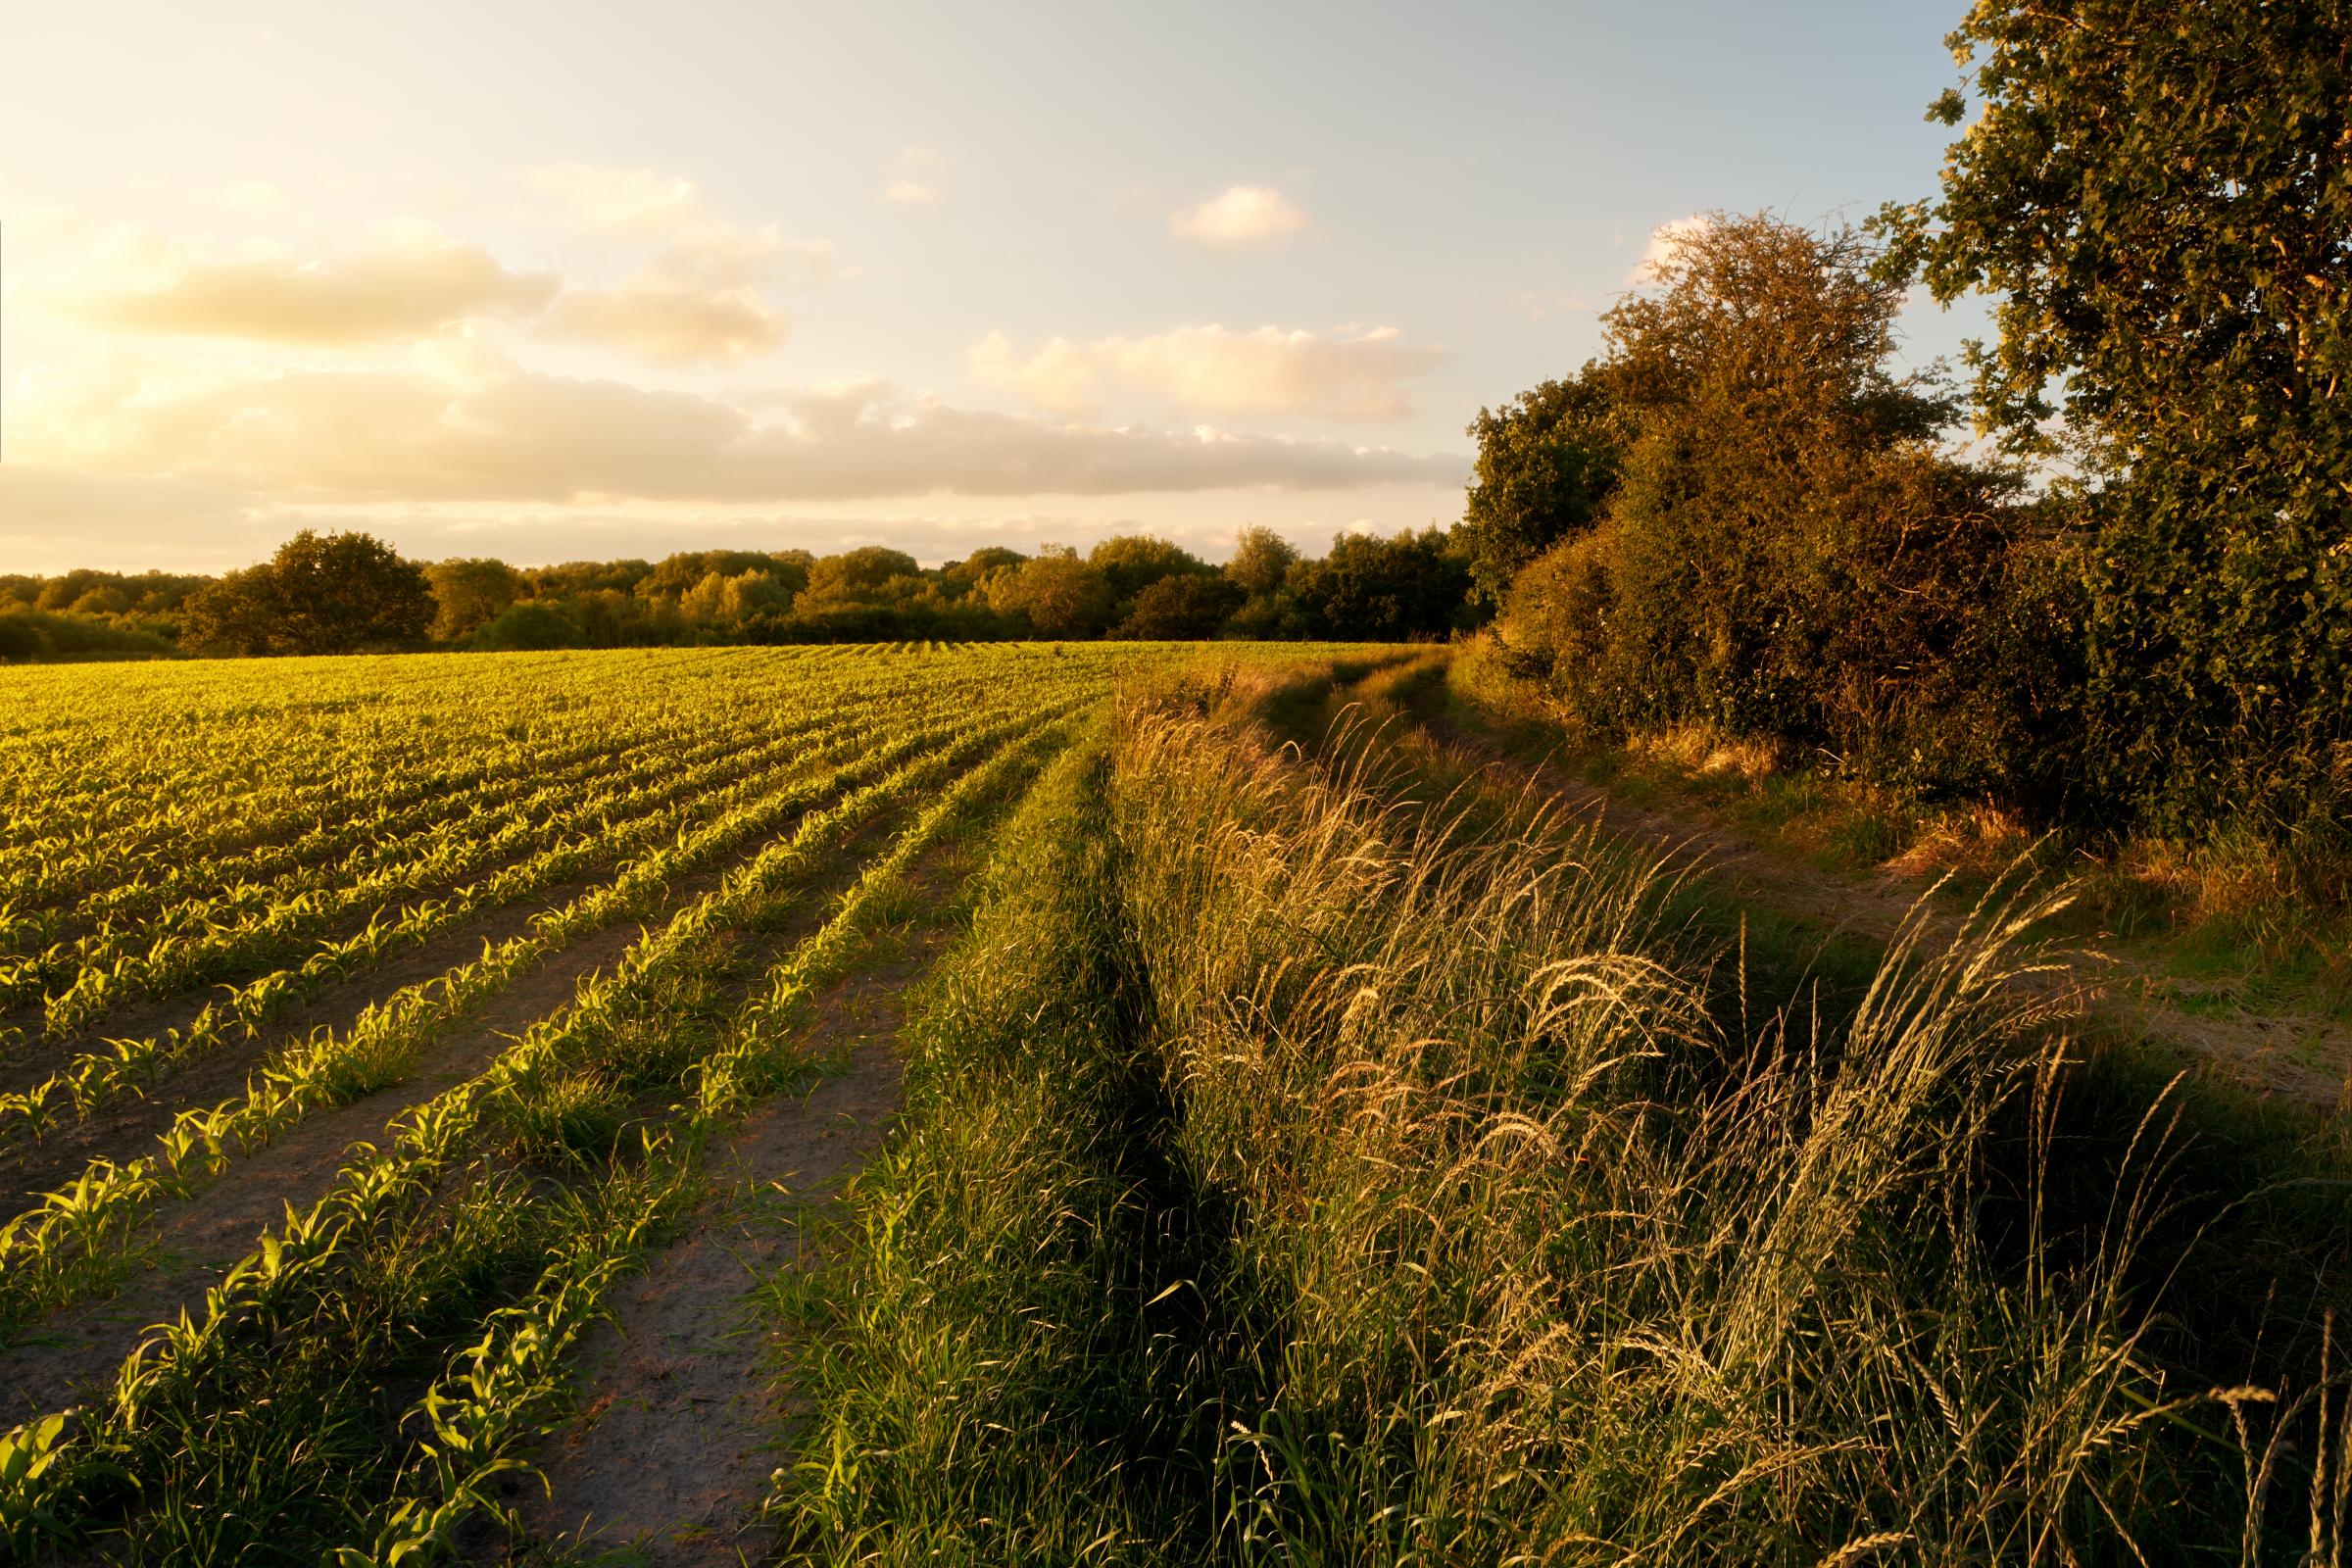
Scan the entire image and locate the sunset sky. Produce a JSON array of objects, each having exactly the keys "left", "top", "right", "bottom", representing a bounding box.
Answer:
[{"left": 1, "top": 0, "right": 1986, "bottom": 574}]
